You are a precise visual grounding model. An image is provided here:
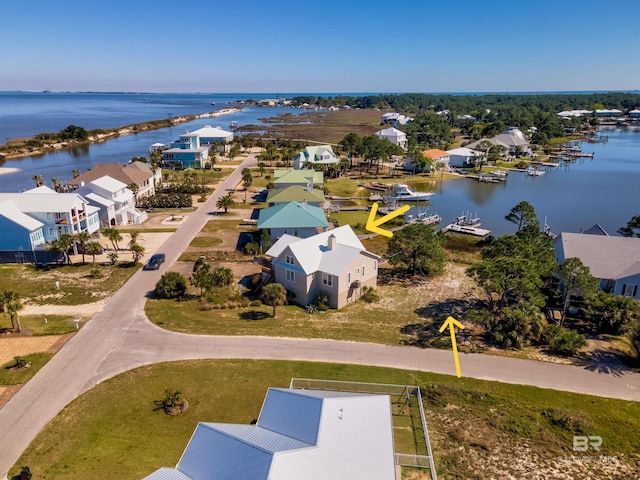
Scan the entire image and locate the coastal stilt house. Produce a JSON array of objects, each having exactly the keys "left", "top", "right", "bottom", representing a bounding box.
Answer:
[
  {"left": 68, "top": 162, "right": 157, "bottom": 200},
  {"left": 76, "top": 176, "right": 147, "bottom": 226},
  {"left": 161, "top": 132, "right": 210, "bottom": 169},
  {"left": 293, "top": 145, "right": 340, "bottom": 170},
  {"left": 189, "top": 125, "right": 234, "bottom": 152},
  {"left": 375, "top": 127, "right": 408, "bottom": 150},
  {"left": 0, "top": 199, "right": 47, "bottom": 263},
  {"left": 143, "top": 387, "right": 396, "bottom": 480}
]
